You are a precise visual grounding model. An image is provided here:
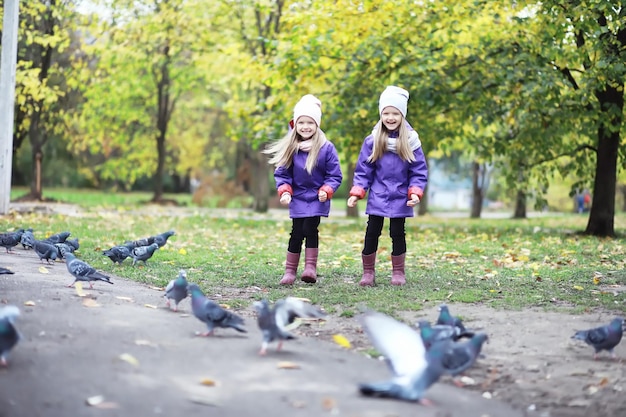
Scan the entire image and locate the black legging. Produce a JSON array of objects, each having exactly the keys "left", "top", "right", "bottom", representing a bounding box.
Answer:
[
  {"left": 287, "top": 216, "right": 321, "bottom": 253},
  {"left": 362, "top": 215, "right": 406, "bottom": 256}
]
